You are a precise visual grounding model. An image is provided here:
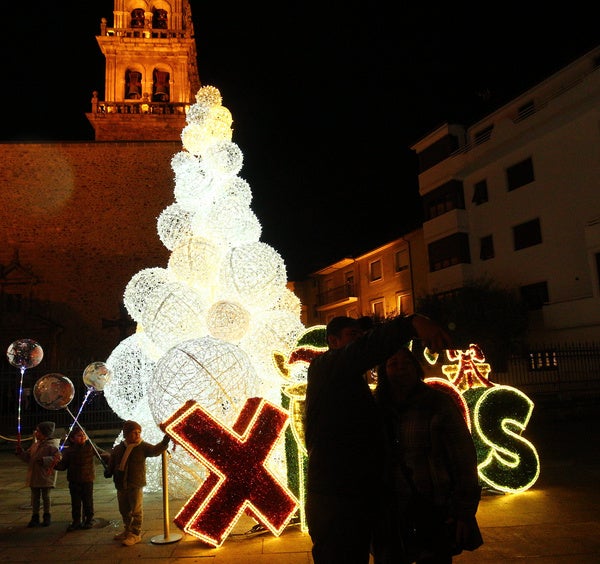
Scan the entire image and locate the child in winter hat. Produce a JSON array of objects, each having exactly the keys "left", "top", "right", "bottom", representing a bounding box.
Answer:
[{"left": 15, "top": 421, "right": 60, "bottom": 527}]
